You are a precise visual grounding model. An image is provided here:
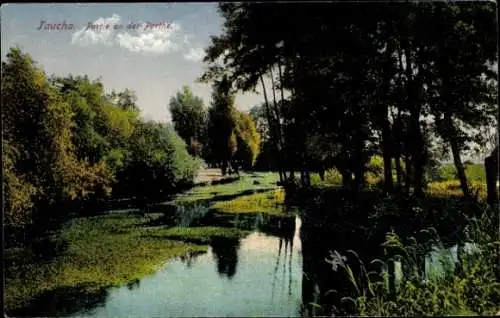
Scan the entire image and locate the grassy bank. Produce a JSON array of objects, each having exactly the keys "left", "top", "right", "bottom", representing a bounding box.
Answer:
[
  {"left": 213, "top": 188, "right": 286, "bottom": 215},
  {"left": 5, "top": 171, "right": 285, "bottom": 315},
  {"left": 175, "top": 171, "right": 287, "bottom": 215},
  {"left": 296, "top": 184, "right": 499, "bottom": 317},
  {"left": 4, "top": 211, "right": 251, "bottom": 315},
  {"left": 343, "top": 212, "right": 500, "bottom": 316},
  {"left": 175, "top": 172, "right": 280, "bottom": 204}
]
